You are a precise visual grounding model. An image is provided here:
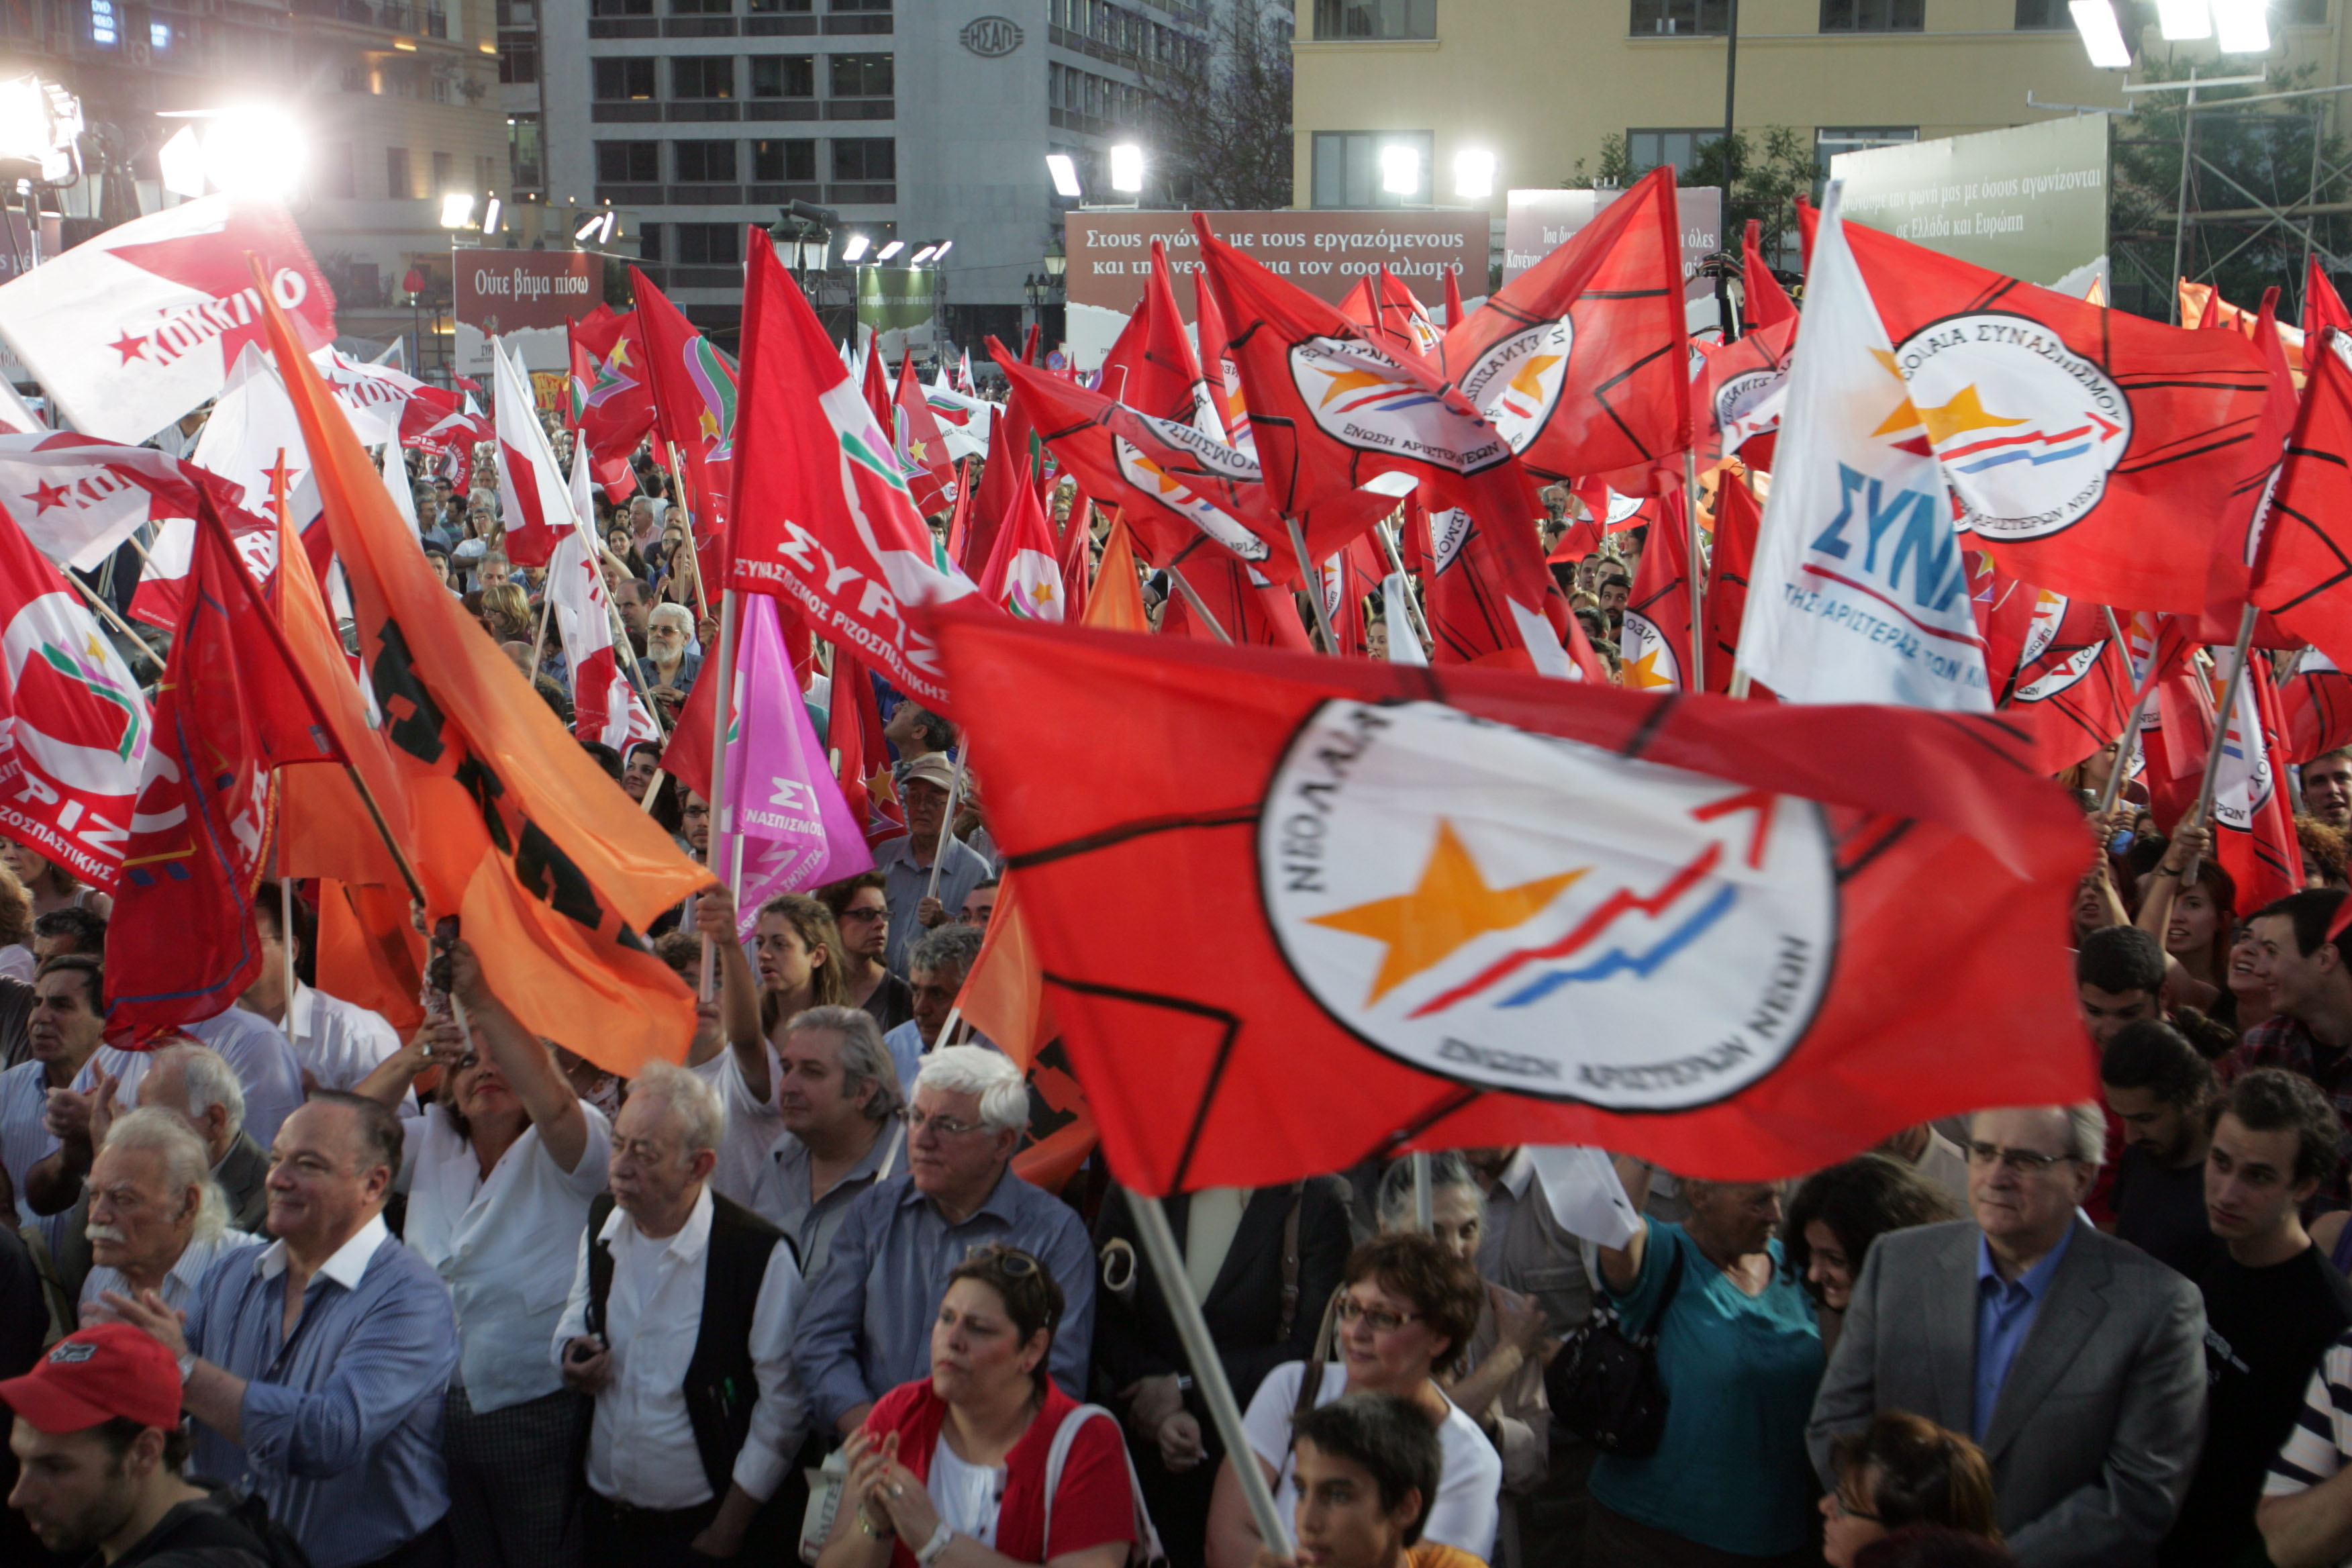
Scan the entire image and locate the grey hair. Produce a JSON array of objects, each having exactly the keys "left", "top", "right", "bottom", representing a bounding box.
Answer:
[
  {"left": 629, "top": 1059, "right": 726, "bottom": 1157},
  {"left": 913, "top": 1045, "right": 1027, "bottom": 1134},
  {"left": 102, "top": 1106, "right": 230, "bottom": 1244},
  {"left": 150, "top": 1041, "right": 244, "bottom": 1140},
  {"left": 785, "top": 1004, "right": 901, "bottom": 1120},
  {"left": 1377, "top": 1151, "right": 1481, "bottom": 1232},
  {"left": 1970, "top": 1104, "right": 2109, "bottom": 1169},
  {"left": 649, "top": 602, "right": 695, "bottom": 636},
  {"left": 910, "top": 924, "right": 984, "bottom": 986}
]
